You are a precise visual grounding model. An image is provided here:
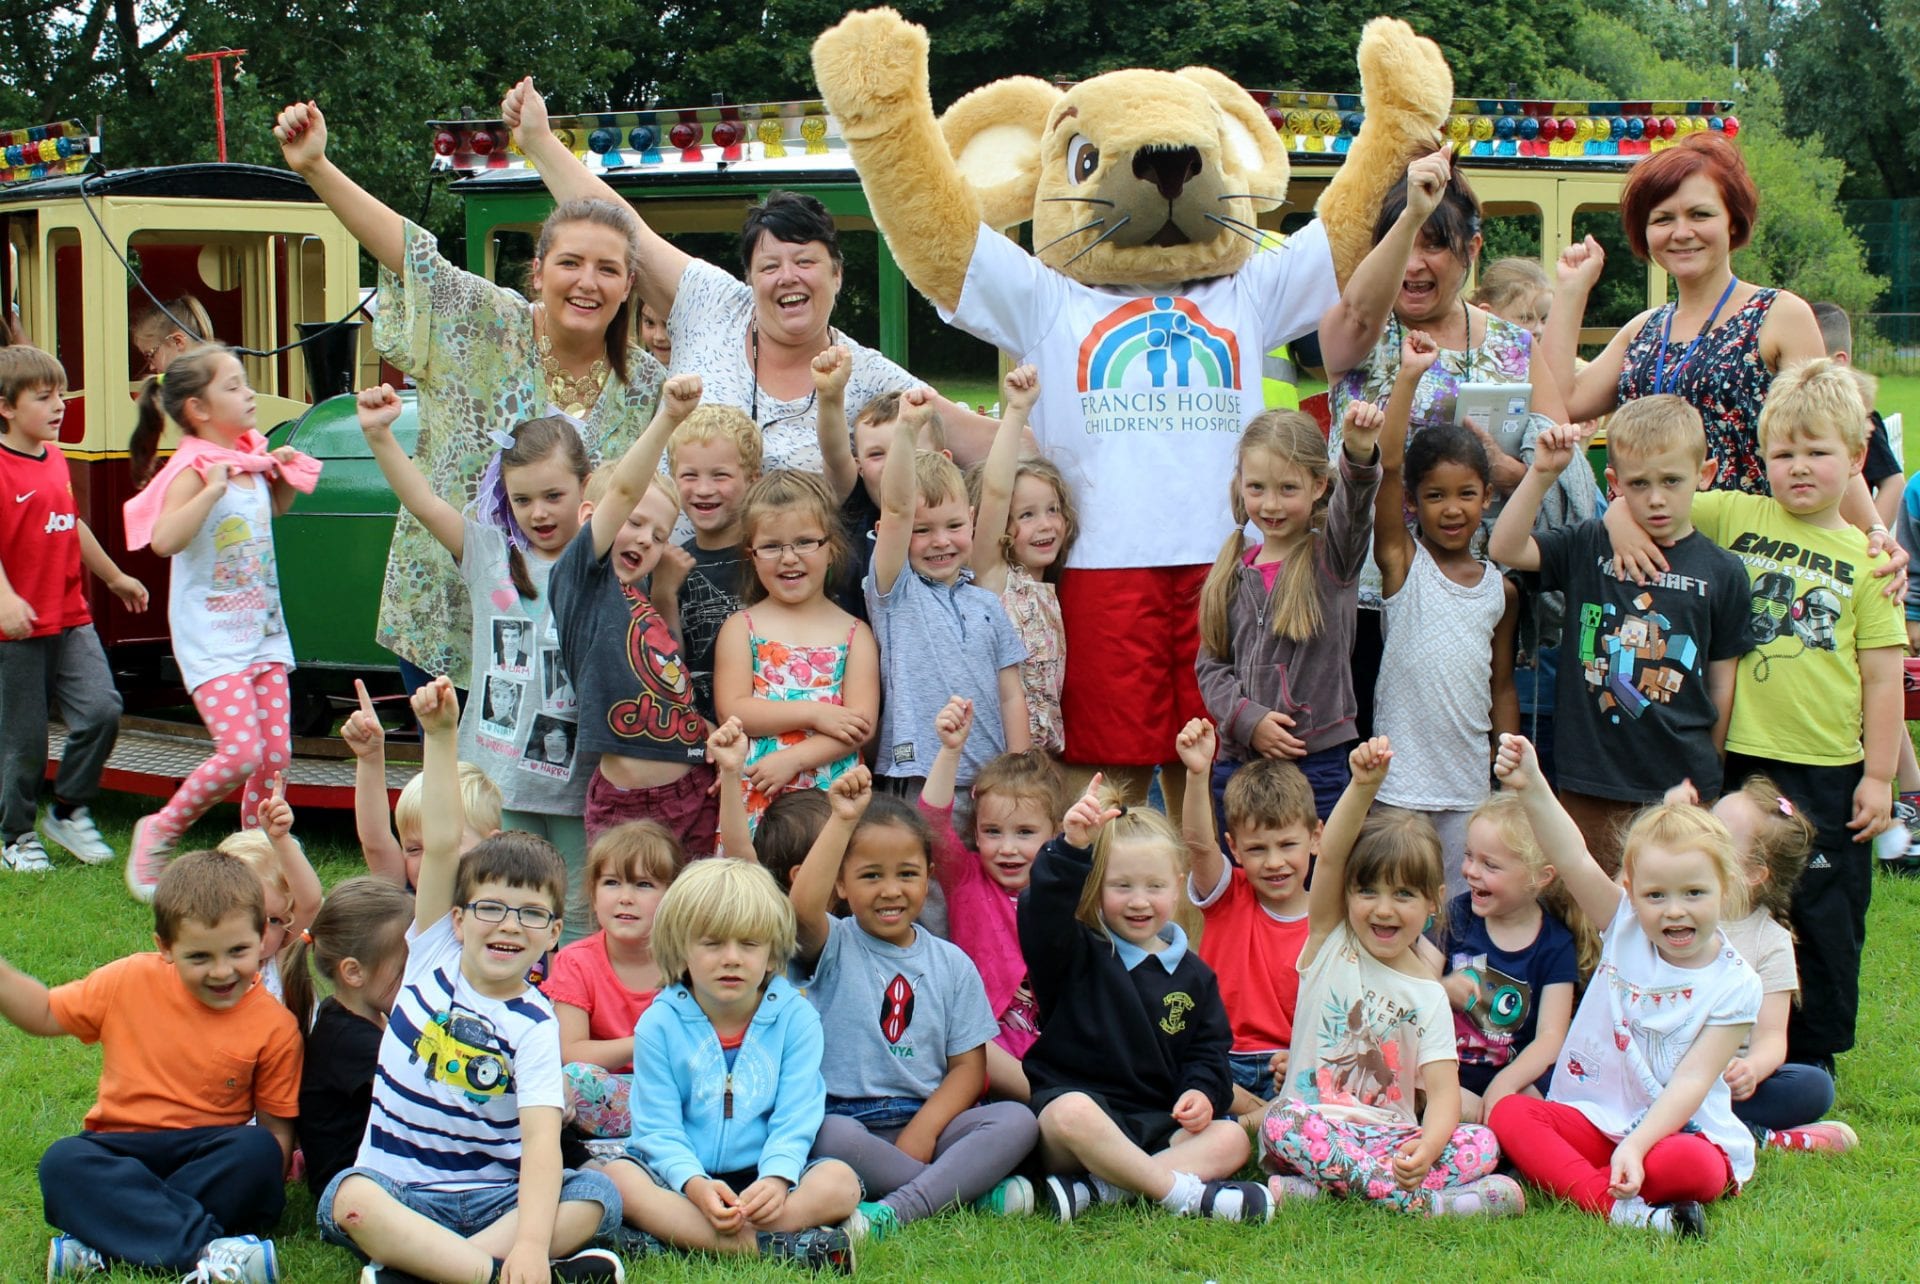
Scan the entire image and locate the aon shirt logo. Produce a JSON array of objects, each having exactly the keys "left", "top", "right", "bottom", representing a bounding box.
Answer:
[{"left": 43, "top": 511, "right": 74, "bottom": 534}]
